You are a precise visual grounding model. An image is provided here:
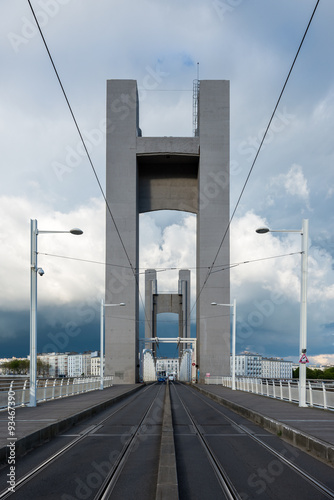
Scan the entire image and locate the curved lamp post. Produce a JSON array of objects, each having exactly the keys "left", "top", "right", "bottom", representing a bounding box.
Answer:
[
  {"left": 29, "top": 219, "right": 83, "bottom": 407},
  {"left": 211, "top": 299, "right": 237, "bottom": 390},
  {"left": 100, "top": 300, "right": 125, "bottom": 390},
  {"left": 256, "top": 219, "right": 309, "bottom": 407}
]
